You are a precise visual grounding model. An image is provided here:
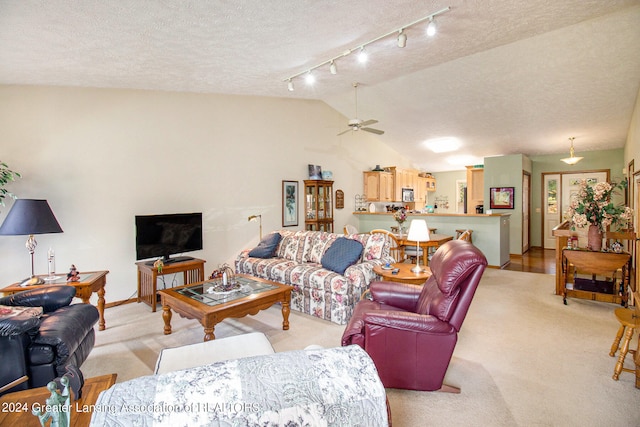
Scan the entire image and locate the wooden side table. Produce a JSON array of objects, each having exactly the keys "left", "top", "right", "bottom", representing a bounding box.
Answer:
[
  {"left": 136, "top": 258, "right": 205, "bottom": 312},
  {"left": 0, "top": 373, "right": 116, "bottom": 426},
  {"left": 1, "top": 271, "right": 109, "bottom": 330},
  {"left": 373, "top": 263, "right": 431, "bottom": 285},
  {"left": 561, "top": 249, "right": 630, "bottom": 306}
]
